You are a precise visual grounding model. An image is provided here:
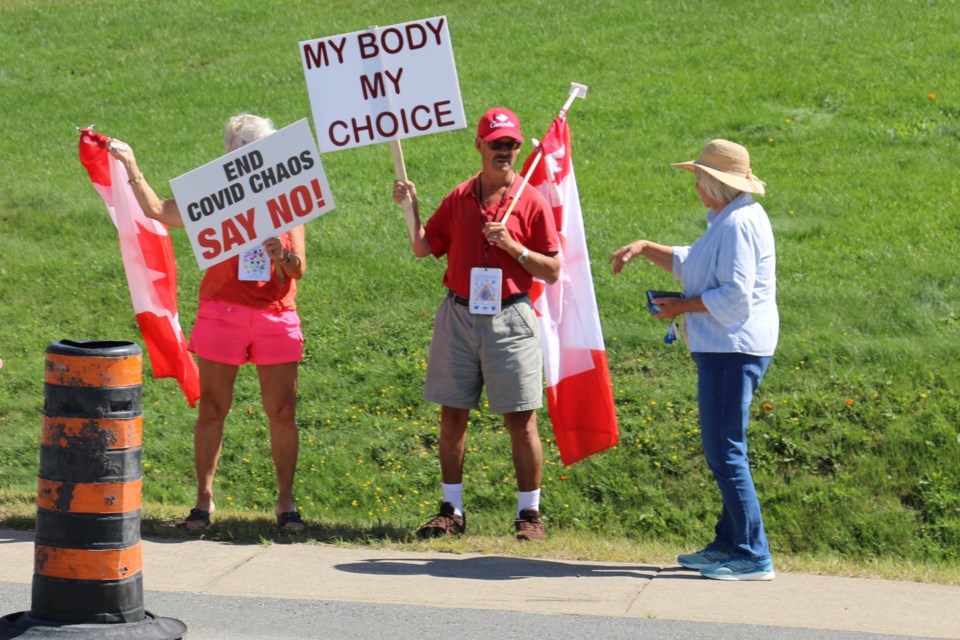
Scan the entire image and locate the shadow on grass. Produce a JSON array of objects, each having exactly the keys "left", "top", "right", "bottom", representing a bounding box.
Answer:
[
  {"left": 1, "top": 512, "right": 415, "bottom": 546},
  {"left": 140, "top": 515, "right": 415, "bottom": 546}
]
